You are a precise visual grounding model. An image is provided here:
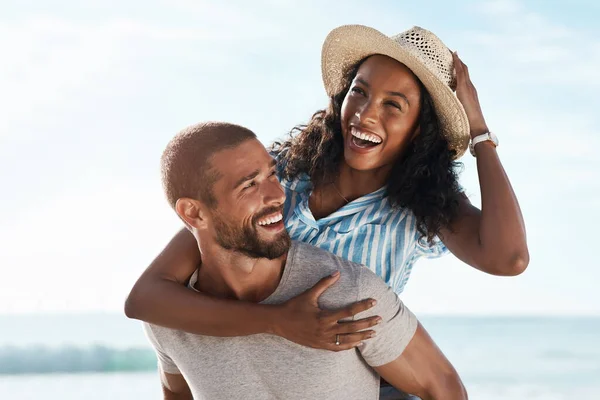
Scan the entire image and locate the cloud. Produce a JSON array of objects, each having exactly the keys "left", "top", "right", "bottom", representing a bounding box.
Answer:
[
  {"left": 0, "top": 177, "right": 182, "bottom": 313},
  {"left": 476, "top": 0, "right": 522, "bottom": 16},
  {"left": 0, "top": 16, "right": 214, "bottom": 142},
  {"left": 0, "top": 7, "right": 303, "bottom": 143},
  {"left": 499, "top": 110, "right": 599, "bottom": 160},
  {"left": 467, "top": 0, "right": 600, "bottom": 87}
]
